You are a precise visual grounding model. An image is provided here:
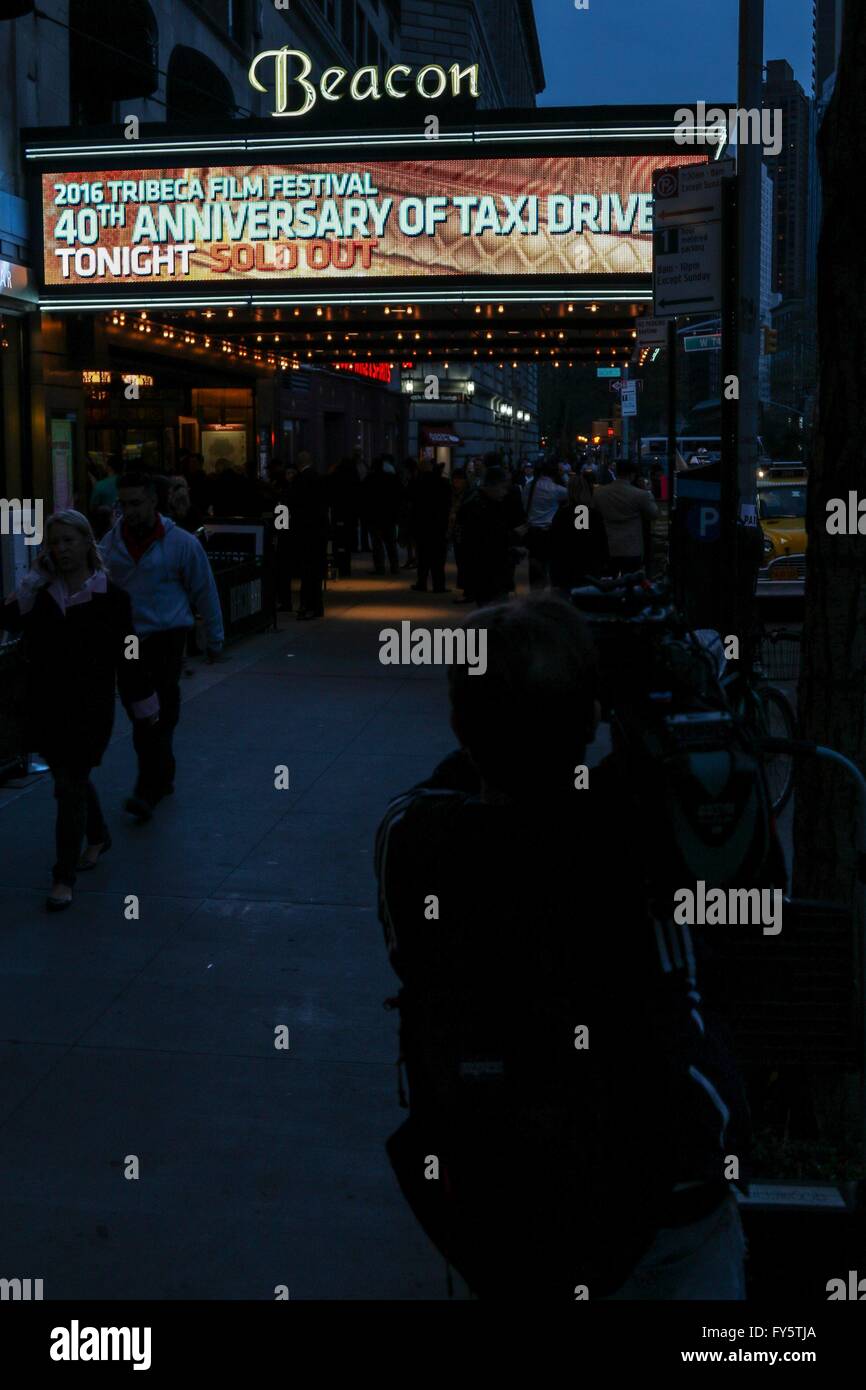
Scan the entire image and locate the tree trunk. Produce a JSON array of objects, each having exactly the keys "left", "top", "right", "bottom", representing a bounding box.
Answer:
[
  {"left": 794, "top": 4, "right": 866, "bottom": 906},
  {"left": 792, "top": 5, "right": 866, "bottom": 1147}
]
